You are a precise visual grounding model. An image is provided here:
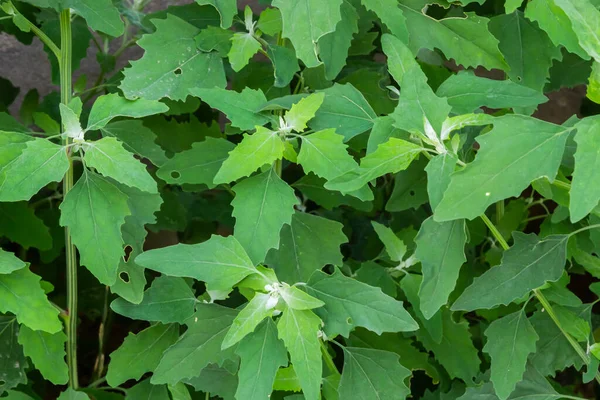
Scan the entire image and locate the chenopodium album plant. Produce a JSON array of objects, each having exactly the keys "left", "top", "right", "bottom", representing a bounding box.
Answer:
[{"left": 3, "top": 0, "right": 600, "bottom": 398}]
